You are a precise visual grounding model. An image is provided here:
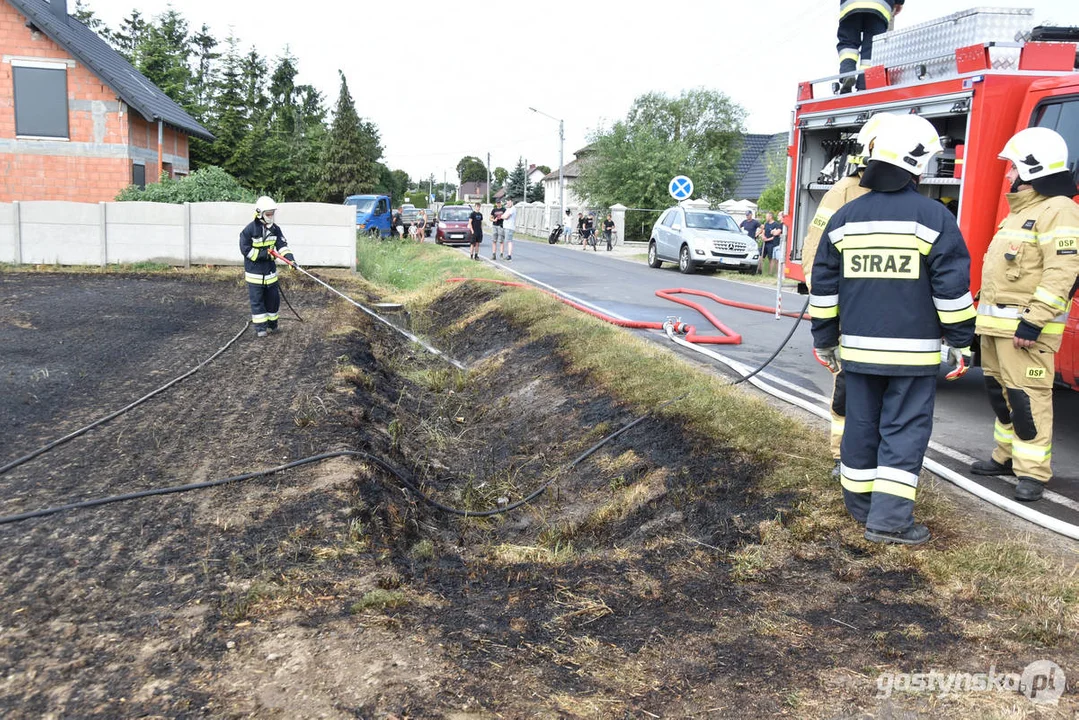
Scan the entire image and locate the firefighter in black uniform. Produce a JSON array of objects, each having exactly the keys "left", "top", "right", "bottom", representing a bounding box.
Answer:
[
  {"left": 240, "top": 196, "right": 296, "bottom": 338},
  {"left": 810, "top": 114, "right": 976, "bottom": 545},
  {"left": 837, "top": 0, "right": 904, "bottom": 93}
]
